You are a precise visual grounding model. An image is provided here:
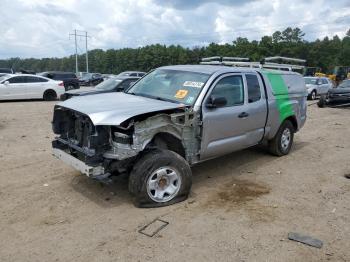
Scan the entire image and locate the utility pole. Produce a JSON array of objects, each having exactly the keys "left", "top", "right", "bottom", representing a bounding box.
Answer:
[
  {"left": 74, "top": 29, "right": 78, "bottom": 74},
  {"left": 70, "top": 30, "right": 91, "bottom": 75},
  {"left": 85, "top": 31, "right": 89, "bottom": 73}
]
